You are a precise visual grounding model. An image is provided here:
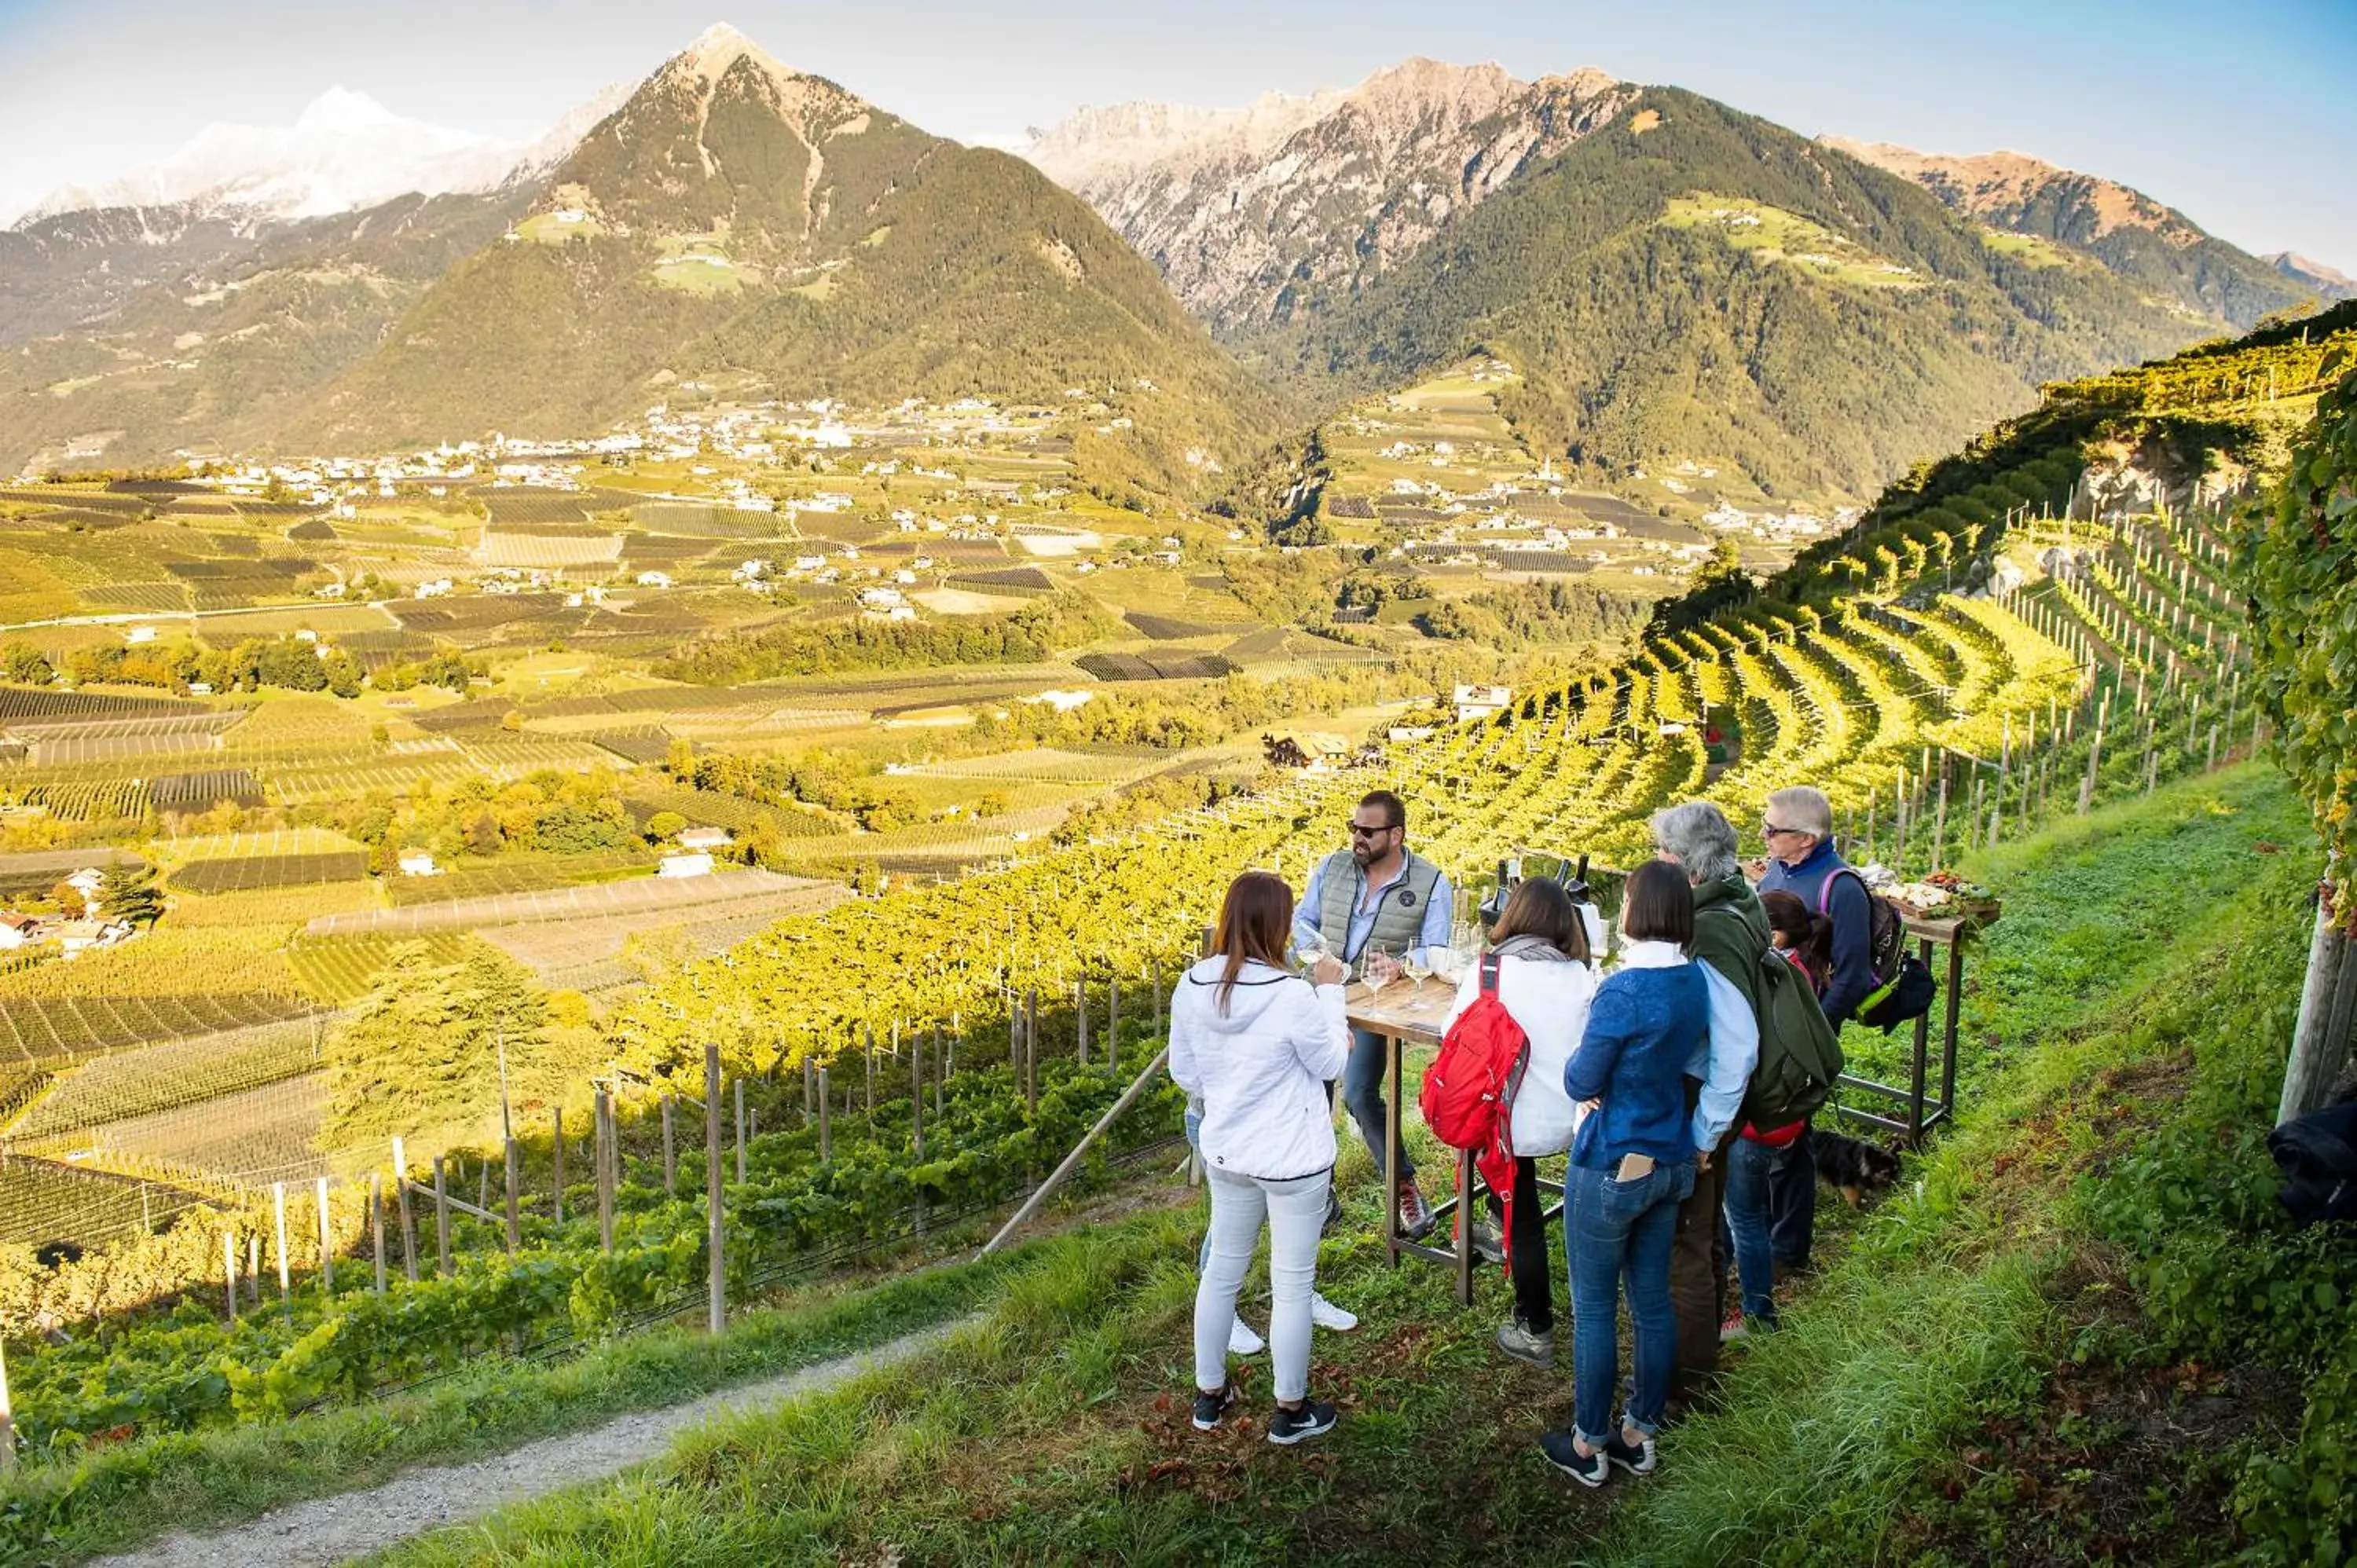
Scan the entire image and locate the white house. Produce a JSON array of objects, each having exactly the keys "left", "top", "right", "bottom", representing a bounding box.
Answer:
[
  {"left": 397, "top": 850, "right": 438, "bottom": 877},
  {"left": 64, "top": 867, "right": 106, "bottom": 904},
  {"left": 1453, "top": 683, "right": 1514, "bottom": 724},
  {"left": 658, "top": 852, "right": 715, "bottom": 878},
  {"left": 676, "top": 827, "right": 733, "bottom": 852},
  {"left": 0, "top": 913, "right": 37, "bottom": 950},
  {"left": 636, "top": 571, "right": 673, "bottom": 589},
  {"left": 57, "top": 918, "right": 128, "bottom": 960}
]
